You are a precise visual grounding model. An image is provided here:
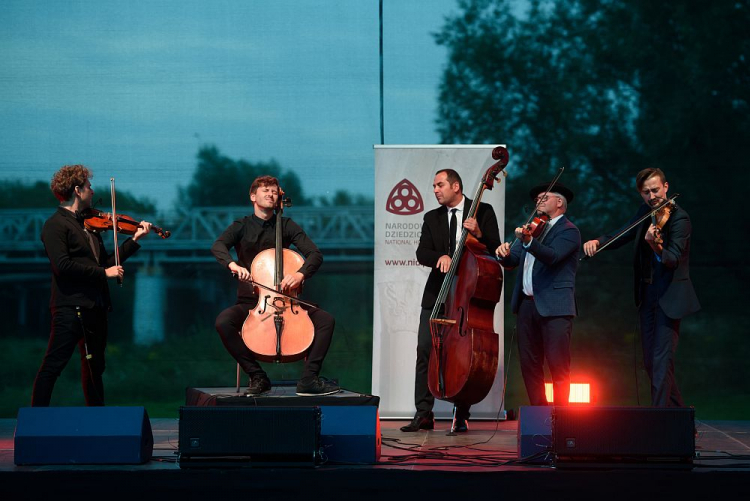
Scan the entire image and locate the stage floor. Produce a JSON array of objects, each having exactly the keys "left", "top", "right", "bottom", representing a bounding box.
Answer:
[
  {"left": 2, "top": 414, "right": 750, "bottom": 499},
  {"left": 2, "top": 415, "right": 749, "bottom": 472}
]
